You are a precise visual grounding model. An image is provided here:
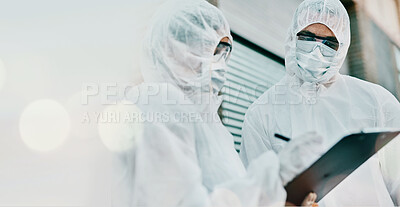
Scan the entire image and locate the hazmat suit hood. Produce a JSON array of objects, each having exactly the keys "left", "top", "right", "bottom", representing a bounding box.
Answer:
[
  {"left": 285, "top": 0, "right": 351, "bottom": 85},
  {"left": 128, "top": 3, "right": 291, "bottom": 207},
  {"left": 141, "top": 0, "right": 232, "bottom": 102}
]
